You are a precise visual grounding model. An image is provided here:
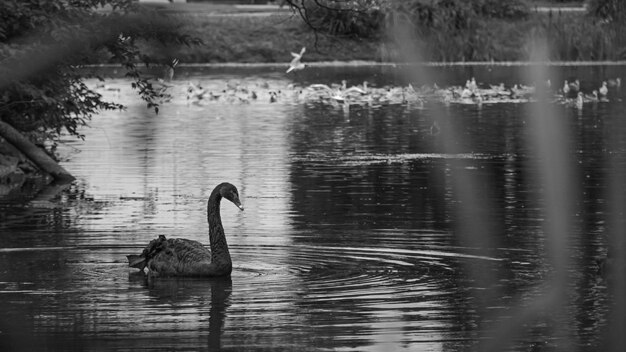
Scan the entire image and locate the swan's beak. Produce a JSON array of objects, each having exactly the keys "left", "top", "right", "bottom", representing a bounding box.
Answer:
[{"left": 234, "top": 199, "right": 244, "bottom": 211}]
